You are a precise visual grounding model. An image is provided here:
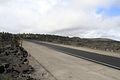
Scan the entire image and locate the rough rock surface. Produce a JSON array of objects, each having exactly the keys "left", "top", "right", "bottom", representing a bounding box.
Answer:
[{"left": 0, "top": 46, "right": 34, "bottom": 80}]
